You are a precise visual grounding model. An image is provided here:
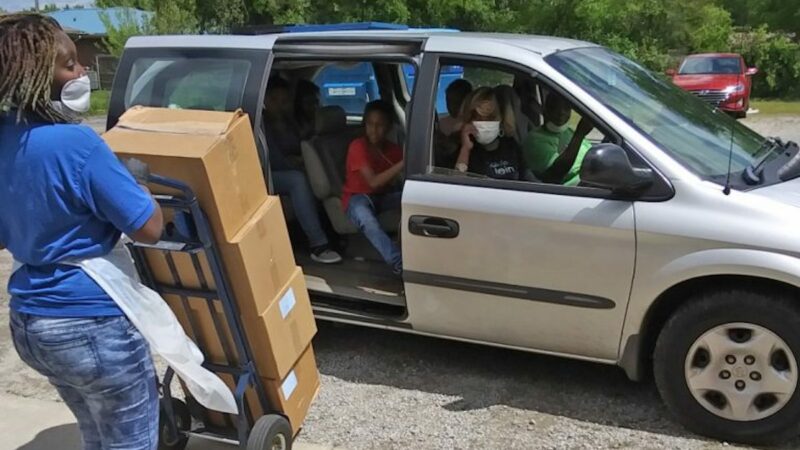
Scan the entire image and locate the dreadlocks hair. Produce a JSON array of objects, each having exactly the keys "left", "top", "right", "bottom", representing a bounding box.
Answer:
[{"left": 0, "top": 13, "right": 71, "bottom": 123}]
